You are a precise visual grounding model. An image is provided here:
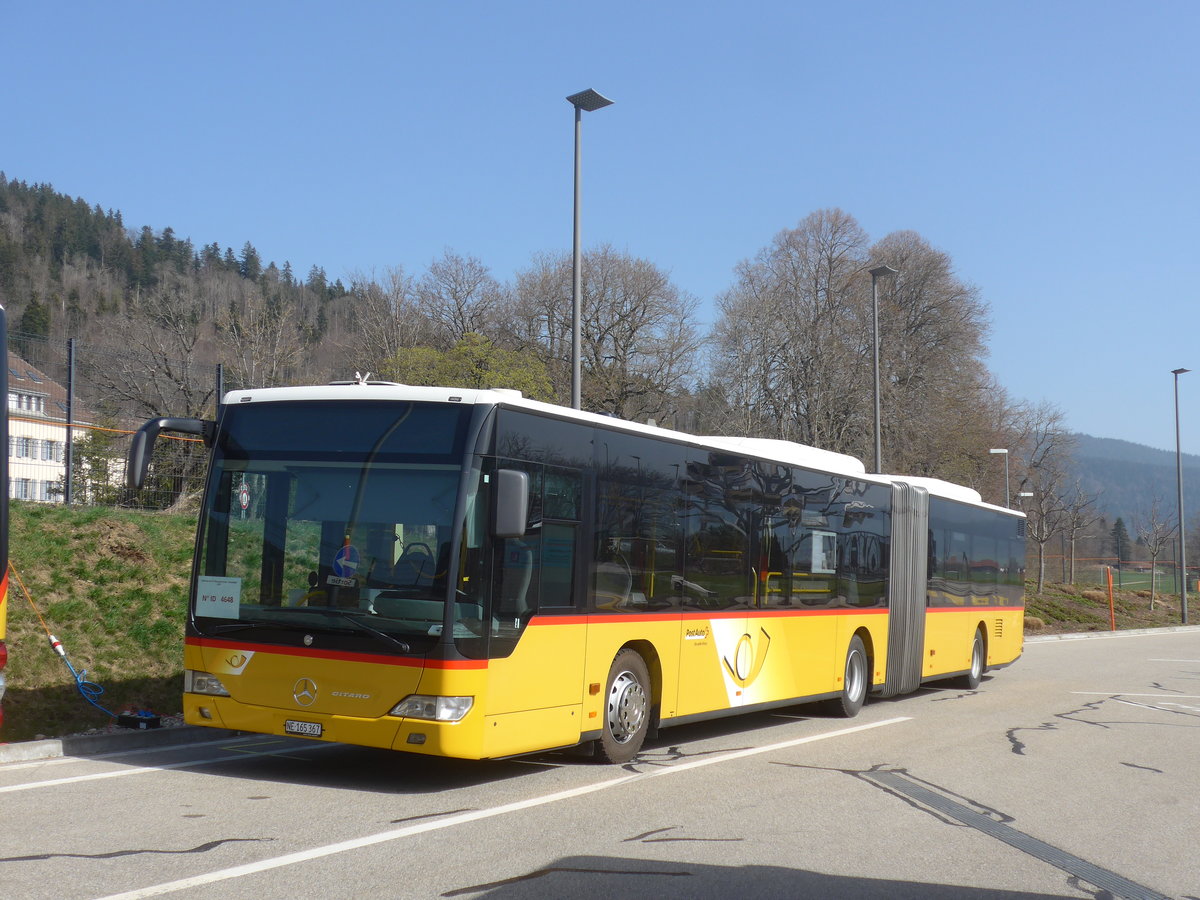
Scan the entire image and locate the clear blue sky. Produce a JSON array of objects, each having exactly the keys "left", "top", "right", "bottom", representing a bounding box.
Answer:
[{"left": 4, "top": 1, "right": 1197, "bottom": 454}]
